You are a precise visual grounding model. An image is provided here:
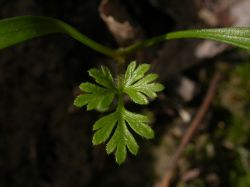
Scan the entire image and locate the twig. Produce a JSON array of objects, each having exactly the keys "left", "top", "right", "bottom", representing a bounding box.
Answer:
[{"left": 158, "top": 71, "right": 222, "bottom": 187}]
